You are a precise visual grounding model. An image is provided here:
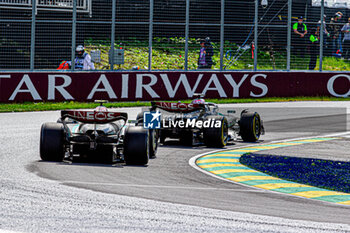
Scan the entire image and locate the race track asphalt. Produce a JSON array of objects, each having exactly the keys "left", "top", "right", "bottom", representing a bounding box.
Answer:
[{"left": 1, "top": 101, "right": 350, "bottom": 232}]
